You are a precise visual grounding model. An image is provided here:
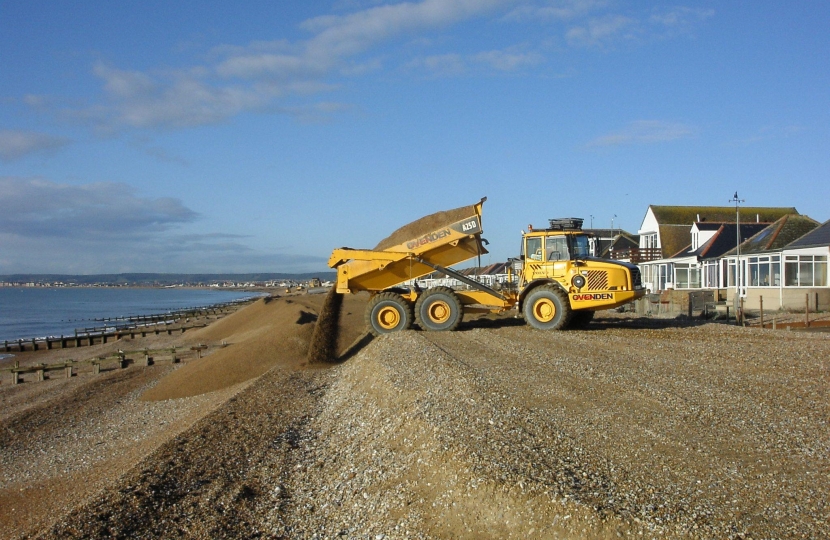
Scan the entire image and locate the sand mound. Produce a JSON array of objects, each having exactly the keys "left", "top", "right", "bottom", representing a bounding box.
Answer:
[
  {"left": 191, "top": 296, "right": 279, "bottom": 343},
  {"left": 141, "top": 294, "right": 369, "bottom": 401},
  {"left": 141, "top": 298, "right": 311, "bottom": 401},
  {"left": 374, "top": 203, "right": 479, "bottom": 251},
  {"left": 307, "top": 288, "right": 344, "bottom": 363}
]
